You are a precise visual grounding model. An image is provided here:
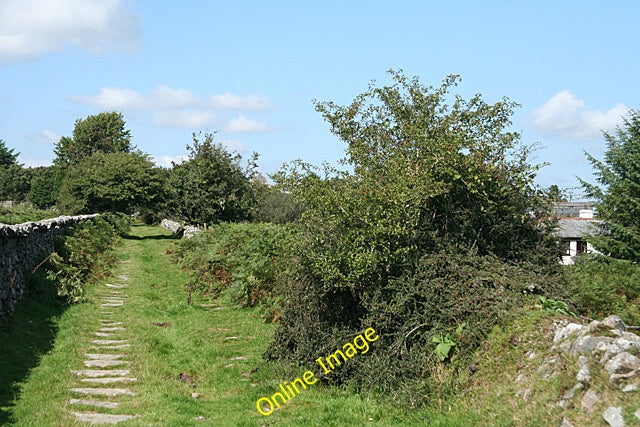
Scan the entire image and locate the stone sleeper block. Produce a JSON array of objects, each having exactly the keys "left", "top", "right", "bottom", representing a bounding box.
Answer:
[
  {"left": 70, "top": 388, "right": 135, "bottom": 396},
  {"left": 84, "top": 353, "right": 127, "bottom": 360},
  {"left": 72, "top": 412, "right": 138, "bottom": 424},
  {"left": 70, "top": 370, "right": 130, "bottom": 377},
  {"left": 84, "top": 360, "right": 129, "bottom": 368},
  {"left": 69, "top": 399, "right": 120, "bottom": 409},
  {"left": 81, "top": 377, "right": 137, "bottom": 384}
]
